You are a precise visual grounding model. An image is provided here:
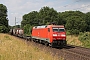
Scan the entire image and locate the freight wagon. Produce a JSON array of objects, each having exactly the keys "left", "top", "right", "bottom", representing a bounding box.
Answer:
[{"left": 9, "top": 28, "right": 24, "bottom": 37}]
